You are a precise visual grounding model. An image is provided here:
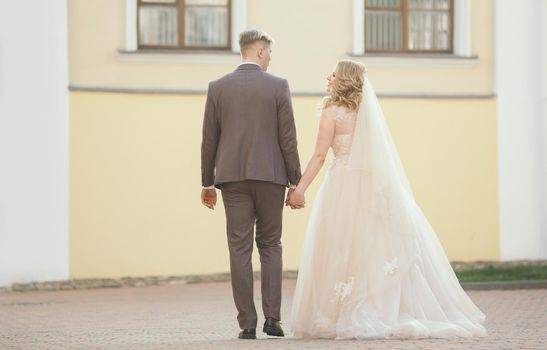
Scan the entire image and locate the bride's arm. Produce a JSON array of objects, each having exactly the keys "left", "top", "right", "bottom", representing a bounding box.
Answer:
[{"left": 289, "top": 108, "right": 336, "bottom": 207}]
